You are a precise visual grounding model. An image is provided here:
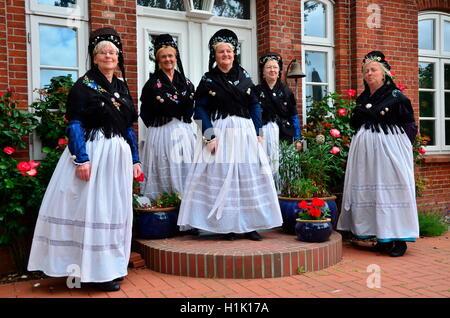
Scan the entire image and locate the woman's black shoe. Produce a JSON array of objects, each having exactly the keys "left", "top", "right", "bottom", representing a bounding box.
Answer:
[
  {"left": 390, "top": 241, "right": 407, "bottom": 257},
  {"left": 113, "top": 276, "right": 124, "bottom": 282},
  {"left": 245, "top": 231, "right": 262, "bottom": 241},
  {"left": 373, "top": 241, "right": 393, "bottom": 252},
  {"left": 223, "top": 233, "right": 236, "bottom": 241},
  {"left": 91, "top": 281, "right": 121, "bottom": 292}
]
